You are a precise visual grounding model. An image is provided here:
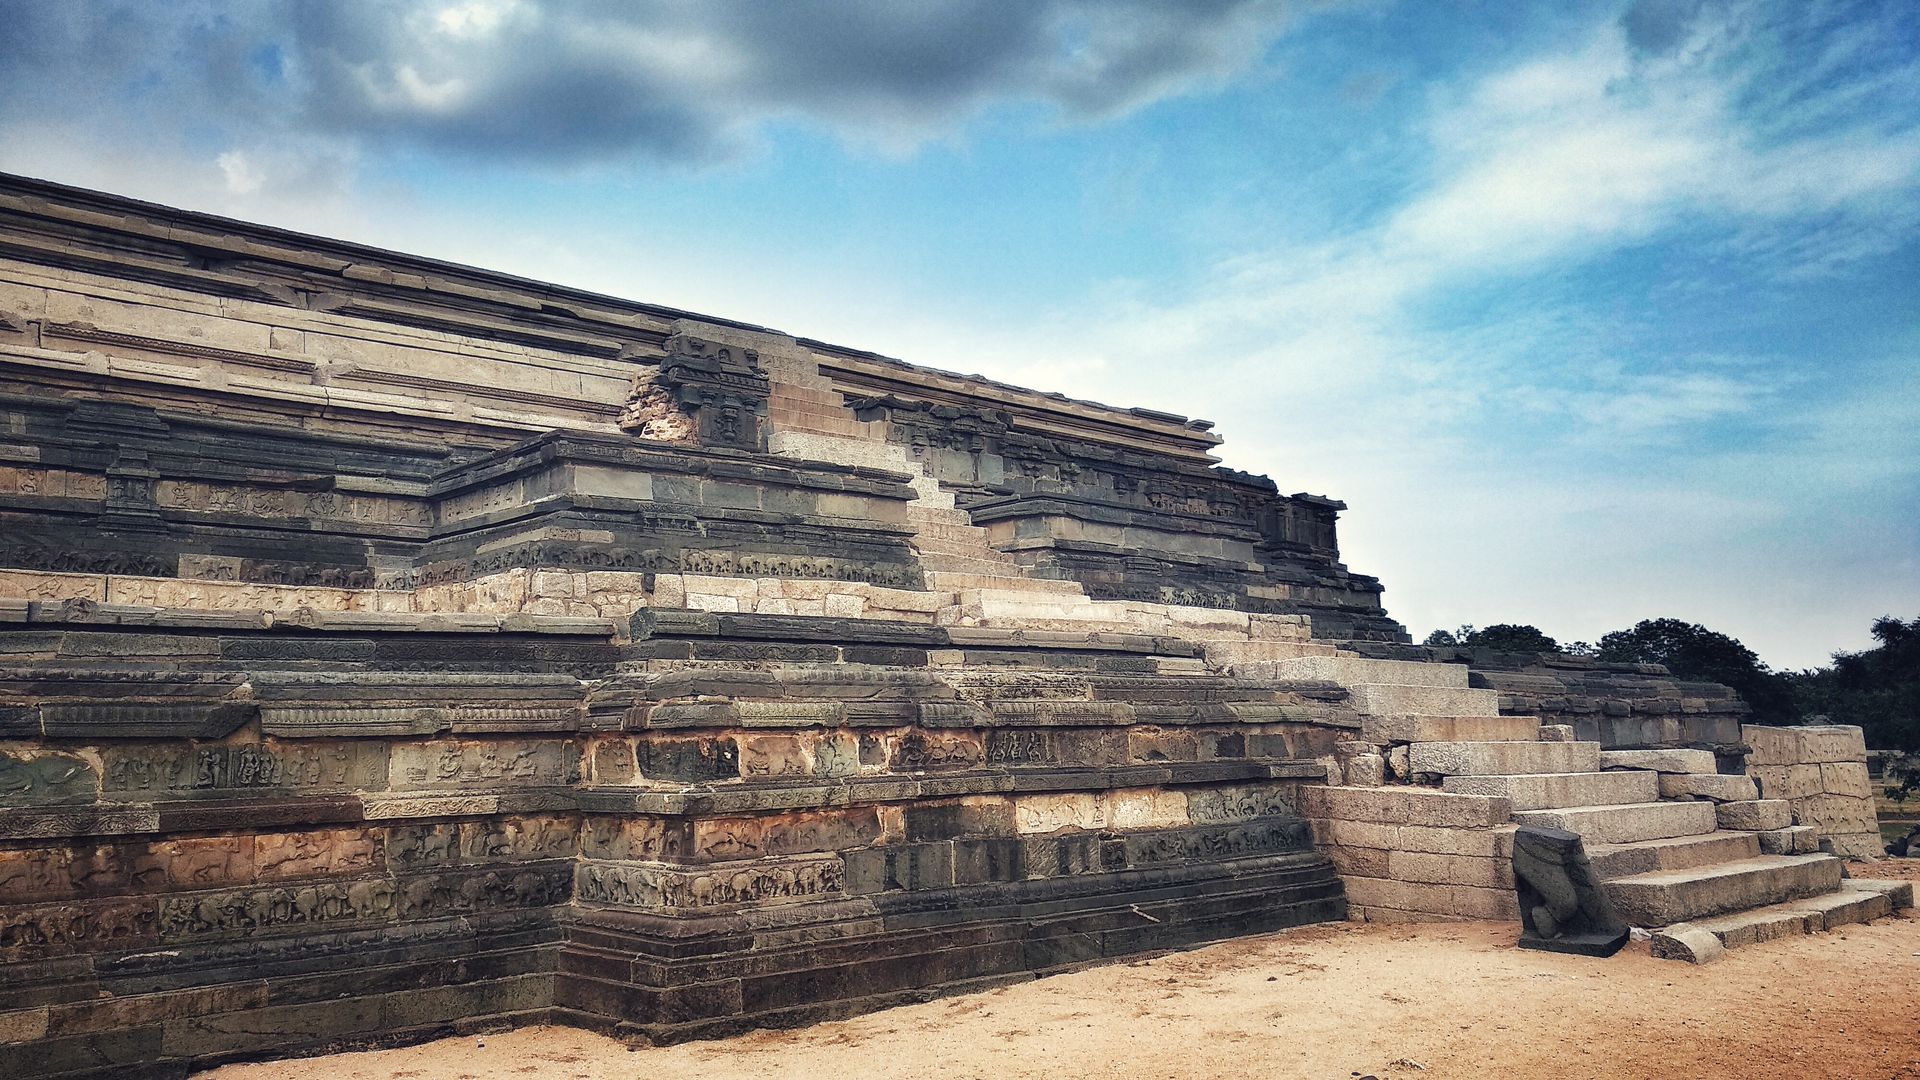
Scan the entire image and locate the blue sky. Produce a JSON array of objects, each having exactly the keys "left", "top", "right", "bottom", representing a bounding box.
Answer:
[{"left": 1, "top": 0, "right": 1914, "bottom": 668}]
